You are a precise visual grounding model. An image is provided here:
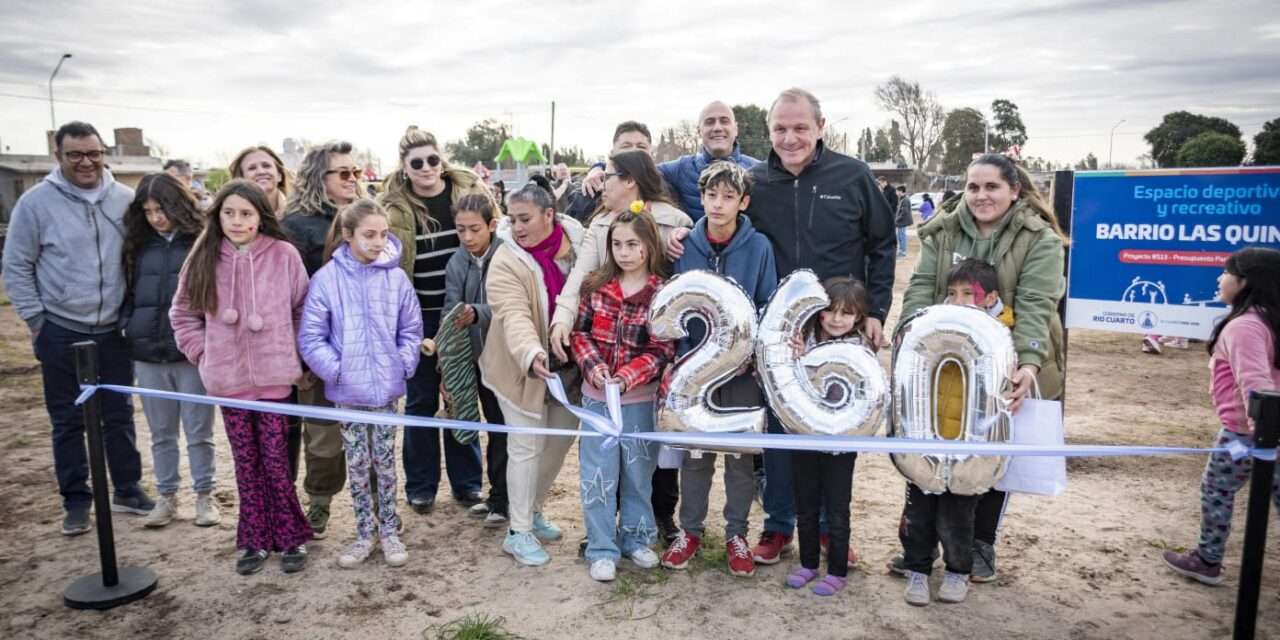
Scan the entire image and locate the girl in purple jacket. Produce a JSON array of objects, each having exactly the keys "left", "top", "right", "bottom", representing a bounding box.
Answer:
[{"left": 298, "top": 199, "right": 423, "bottom": 569}]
